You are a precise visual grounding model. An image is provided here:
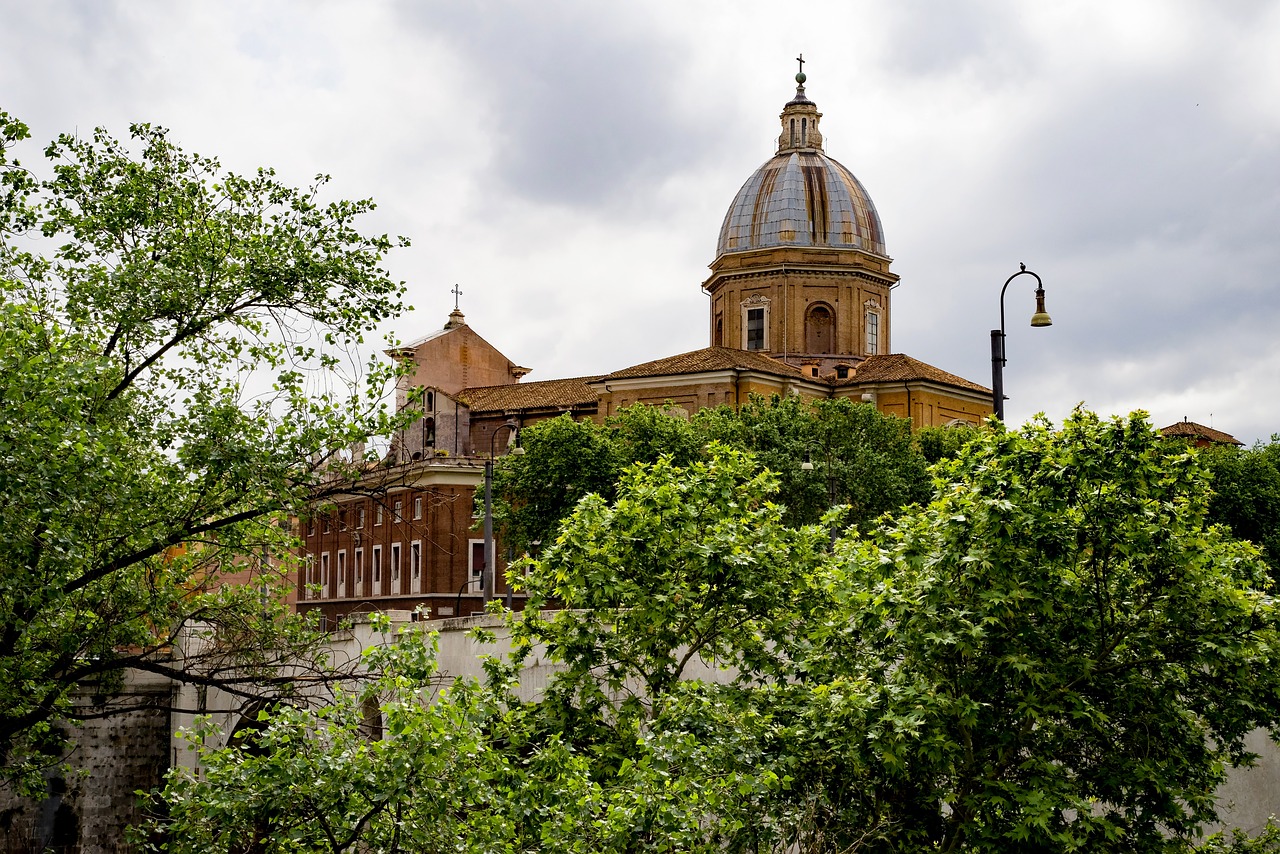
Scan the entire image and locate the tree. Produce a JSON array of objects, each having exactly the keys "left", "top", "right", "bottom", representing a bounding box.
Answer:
[
  {"left": 487, "top": 404, "right": 706, "bottom": 556},
  {"left": 486, "top": 413, "right": 622, "bottom": 557},
  {"left": 146, "top": 412, "right": 1280, "bottom": 852},
  {"left": 1199, "top": 436, "right": 1280, "bottom": 577},
  {"left": 913, "top": 421, "right": 982, "bottom": 465},
  {"left": 693, "top": 395, "right": 931, "bottom": 528},
  {"left": 490, "top": 397, "right": 931, "bottom": 556},
  {"left": 144, "top": 616, "right": 747, "bottom": 854},
  {"left": 515, "top": 444, "right": 831, "bottom": 700},
  {"left": 0, "top": 111, "right": 408, "bottom": 792},
  {"left": 784, "top": 410, "right": 1280, "bottom": 852},
  {"left": 147, "top": 447, "right": 825, "bottom": 853}
]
